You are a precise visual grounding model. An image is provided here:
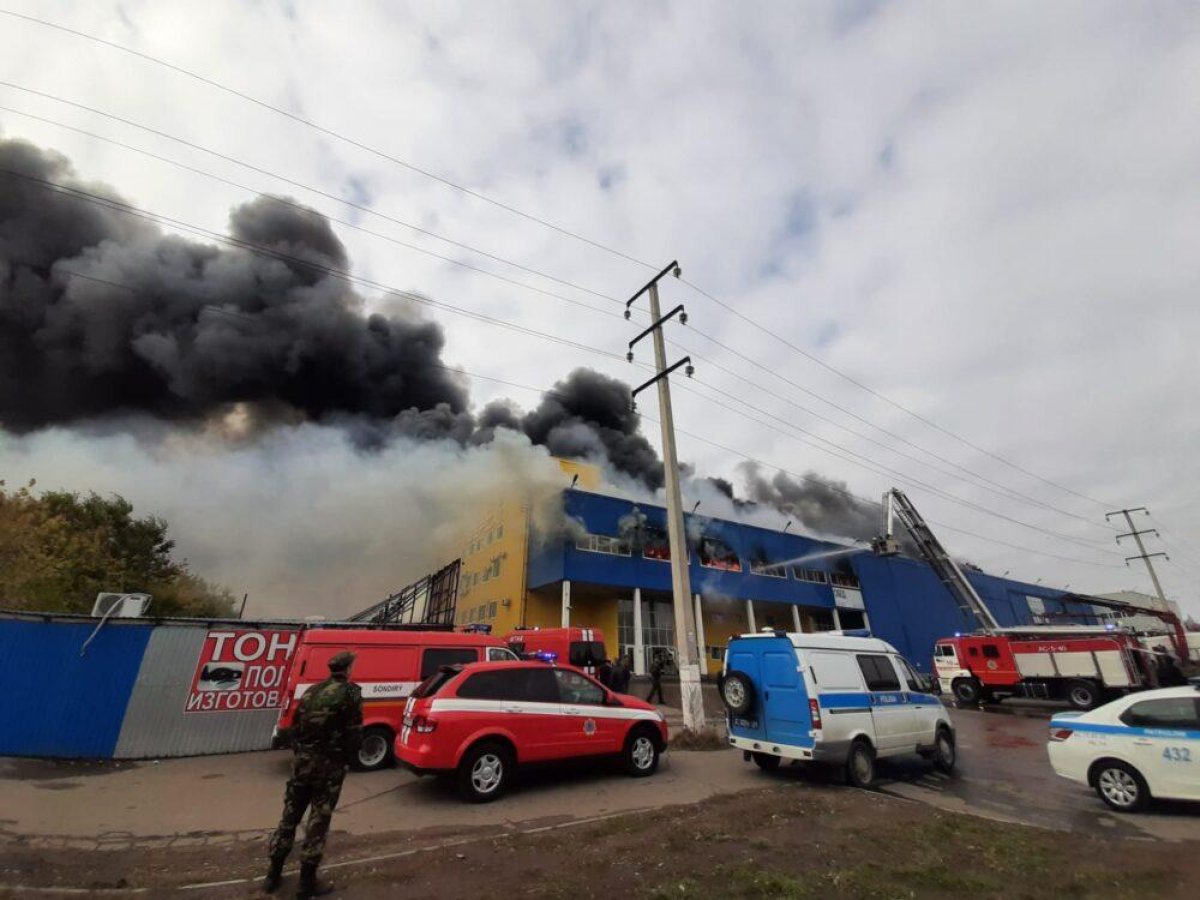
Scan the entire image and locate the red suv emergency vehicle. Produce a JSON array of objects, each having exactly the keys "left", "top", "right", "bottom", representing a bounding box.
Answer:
[
  {"left": 394, "top": 659, "right": 667, "bottom": 802},
  {"left": 503, "top": 627, "right": 607, "bottom": 672},
  {"left": 274, "top": 627, "right": 517, "bottom": 770}
]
